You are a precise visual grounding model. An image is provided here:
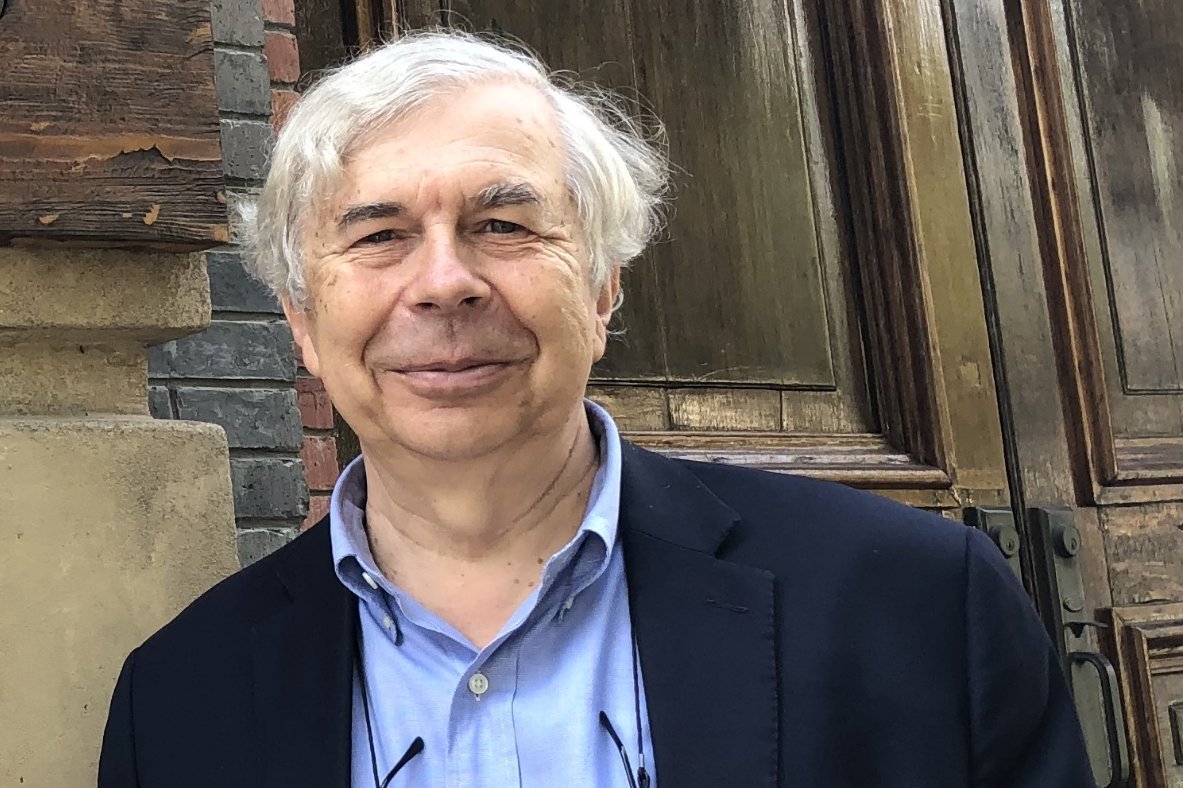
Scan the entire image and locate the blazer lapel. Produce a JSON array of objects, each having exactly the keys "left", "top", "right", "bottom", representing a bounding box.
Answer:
[
  {"left": 620, "top": 444, "right": 779, "bottom": 788},
  {"left": 251, "top": 524, "right": 355, "bottom": 788}
]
